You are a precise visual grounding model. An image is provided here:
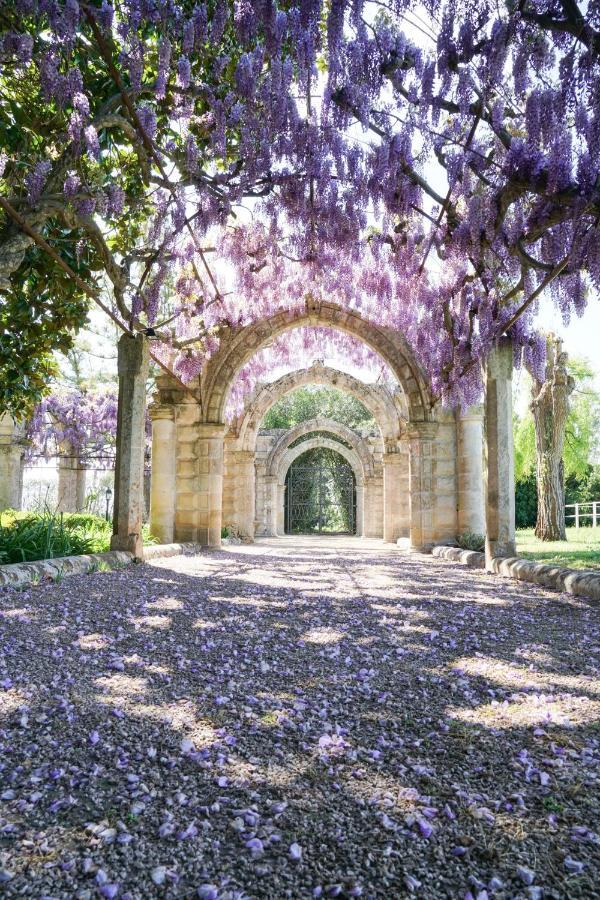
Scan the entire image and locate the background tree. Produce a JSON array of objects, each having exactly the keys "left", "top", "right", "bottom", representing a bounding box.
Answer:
[
  {"left": 514, "top": 352, "right": 600, "bottom": 532},
  {"left": 531, "top": 336, "right": 575, "bottom": 540},
  {"left": 262, "top": 387, "right": 375, "bottom": 431}
]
